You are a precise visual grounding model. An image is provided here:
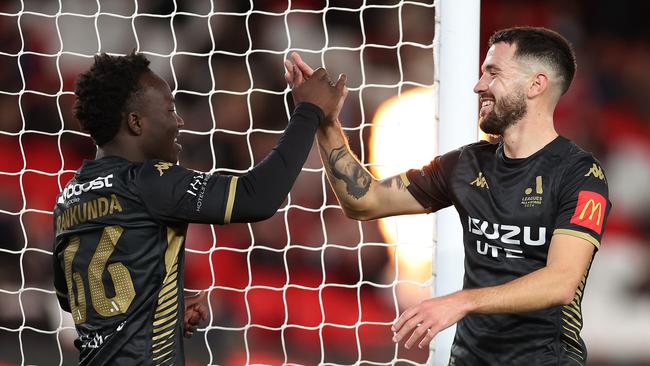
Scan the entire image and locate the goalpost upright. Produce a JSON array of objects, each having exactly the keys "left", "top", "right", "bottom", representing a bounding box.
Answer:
[{"left": 432, "top": 0, "right": 480, "bottom": 364}]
